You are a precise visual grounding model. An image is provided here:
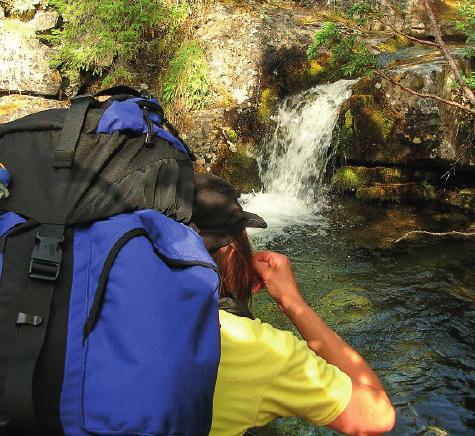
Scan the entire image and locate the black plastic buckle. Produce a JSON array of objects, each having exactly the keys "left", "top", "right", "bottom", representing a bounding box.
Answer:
[{"left": 29, "top": 233, "right": 64, "bottom": 281}]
